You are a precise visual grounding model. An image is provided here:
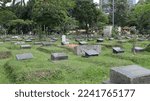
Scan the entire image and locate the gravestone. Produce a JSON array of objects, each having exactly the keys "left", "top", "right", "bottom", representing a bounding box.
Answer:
[
  {"left": 14, "top": 41, "right": 25, "bottom": 45},
  {"left": 20, "top": 45, "right": 31, "bottom": 49},
  {"left": 51, "top": 53, "right": 68, "bottom": 61},
  {"left": 42, "top": 42, "right": 52, "bottom": 46},
  {"left": 79, "top": 41, "right": 88, "bottom": 45},
  {"left": 113, "top": 47, "right": 124, "bottom": 54},
  {"left": 97, "top": 38, "right": 104, "bottom": 42},
  {"left": 25, "top": 39, "right": 32, "bottom": 42},
  {"left": 107, "top": 65, "right": 150, "bottom": 84},
  {"left": 61, "top": 35, "right": 69, "bottom": 45},
  {"left": 133, "top": 47, "right": 145, "bottom": 52},
  {"left": 103, "top": 26, "right": 113, "bottom": 37},
  {"left": 16, "top": 53, "right": 33, "bottom": 60},
  {"left": 62, "top": 35, "right": 66, "bottom": 42},
  {"left": 109, "top": 37, "right": 114, "bottom": 40},
  {"left": 4, "top": 38, "right": 11, "bottom": 42},
  {"left": 74, "top": 45, "right": 101, "bottom": 56},
  {"left": 34, "top": 42, "right": 42, "bottom": 45},
  {"left": 84, "top": 49, "right": 99, "bottom": 57}
]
